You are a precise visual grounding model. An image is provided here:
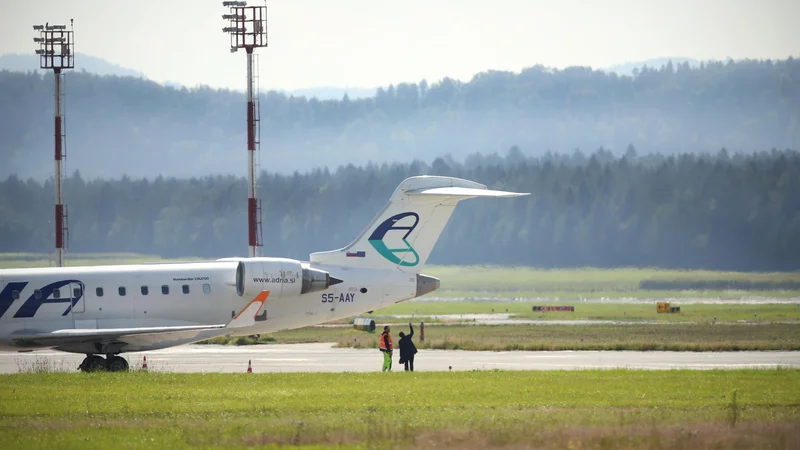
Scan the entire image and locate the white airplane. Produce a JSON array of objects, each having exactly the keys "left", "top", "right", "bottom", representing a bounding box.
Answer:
[{"left": 0, "top": 176, "right": 527, "bottom": 371}]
